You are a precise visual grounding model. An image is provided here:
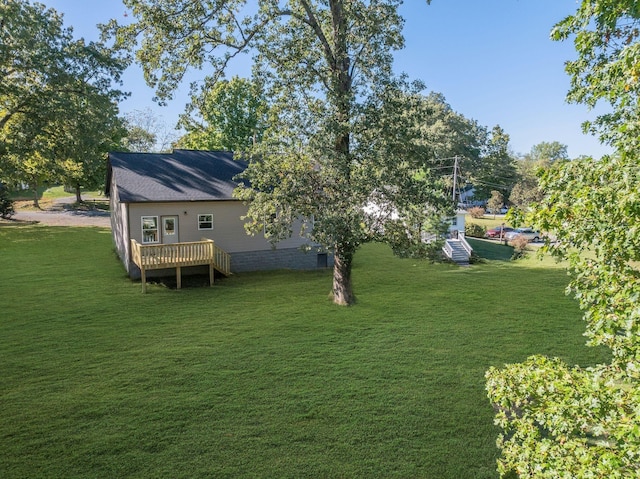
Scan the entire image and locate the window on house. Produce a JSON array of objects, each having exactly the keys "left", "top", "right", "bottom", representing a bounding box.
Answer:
[
  {"left": 142, "top": 216, "right": 159, "bottom": 243},
  {"left": 451, "top": 216, "right": 458, "bottom": 226},
  {"left": 198, "top": 214, "right": 213, "bottom": 230},
  {"left": 317, "top": 253, "right": 328, "bottom": 268}
]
